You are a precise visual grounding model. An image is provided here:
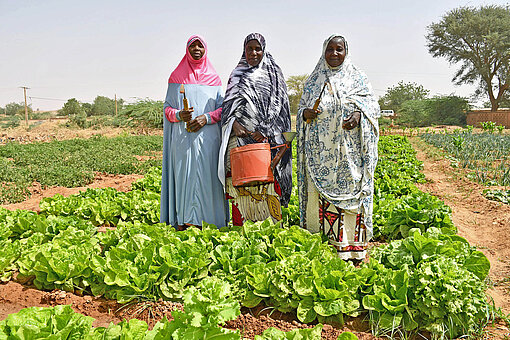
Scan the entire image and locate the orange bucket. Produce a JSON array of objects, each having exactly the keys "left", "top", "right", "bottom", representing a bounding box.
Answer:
[{"left": 230, "top": 143, "right": 274, "bottom": 187}]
